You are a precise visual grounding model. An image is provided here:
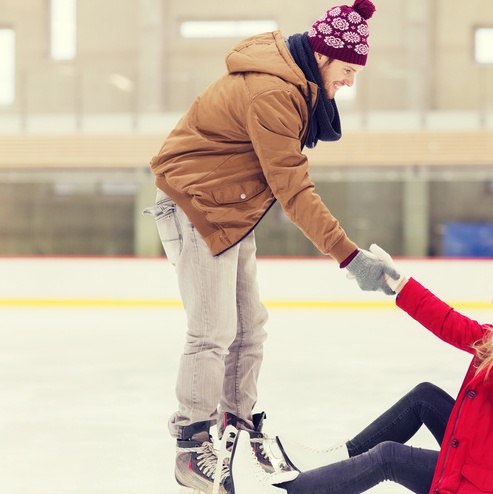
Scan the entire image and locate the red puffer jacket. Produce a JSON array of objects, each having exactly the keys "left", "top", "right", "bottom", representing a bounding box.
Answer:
[{"left": 397, "top": 278, "right": 493, "bottom": 494}]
